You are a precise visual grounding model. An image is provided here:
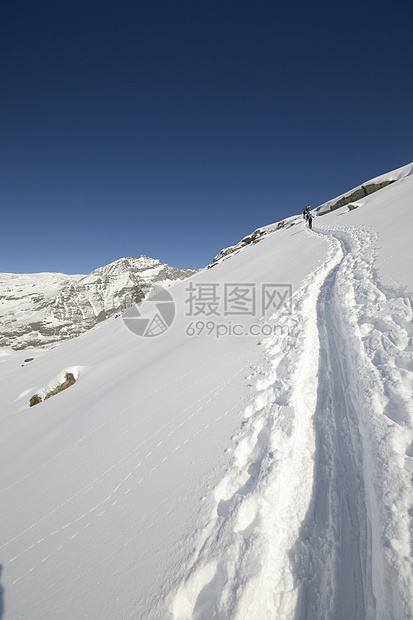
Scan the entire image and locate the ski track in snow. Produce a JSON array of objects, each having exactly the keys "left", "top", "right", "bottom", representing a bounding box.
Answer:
[{"left": 166, "top": 222, "right": 413, "bottom": 620}]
